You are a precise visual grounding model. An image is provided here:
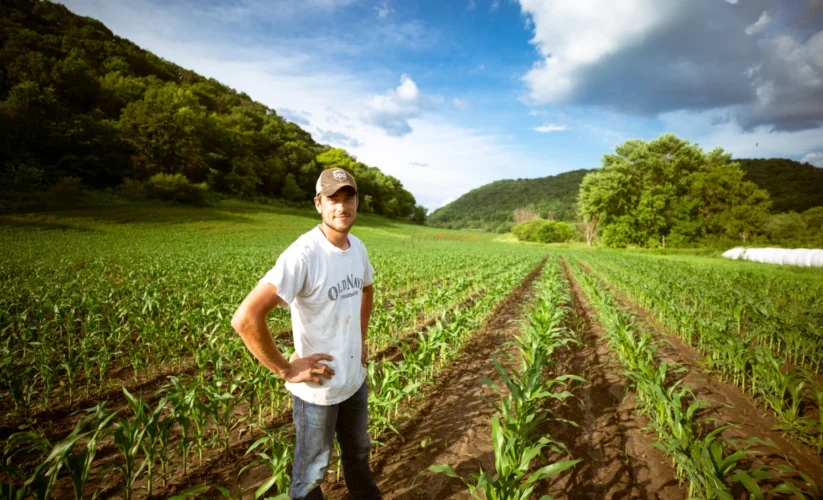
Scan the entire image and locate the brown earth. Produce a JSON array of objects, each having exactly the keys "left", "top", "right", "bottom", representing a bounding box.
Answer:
[
  {"left": 142, "top": 260, "right": 546, "bottom": 499},
  {"left": 575, "top": 258, "right": 823, "bottom": 491},
  {"left": 543, "top": 258, "right": 685, "bottom": 500},
  {"left": 322, "top": 259, "right": 546, "bottom": 499}
]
